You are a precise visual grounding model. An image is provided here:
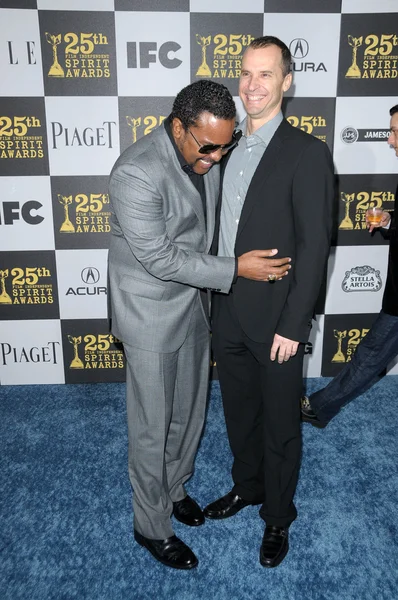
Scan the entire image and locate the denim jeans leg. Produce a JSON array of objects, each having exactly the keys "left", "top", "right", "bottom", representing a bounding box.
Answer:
[{"left": 311, "top": 311, "right": 398, "bottom": 425}]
